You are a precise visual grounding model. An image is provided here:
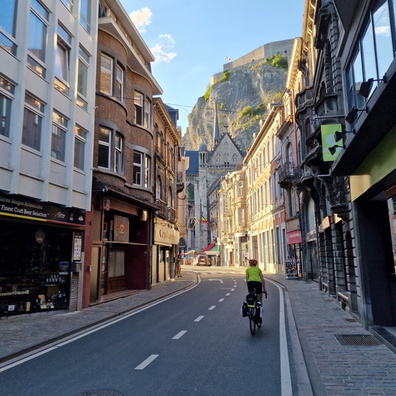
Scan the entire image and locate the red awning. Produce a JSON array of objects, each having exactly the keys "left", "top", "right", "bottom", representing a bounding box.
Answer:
[{"left": 203, "top": 243, "right": 216, "bottom": 252}]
